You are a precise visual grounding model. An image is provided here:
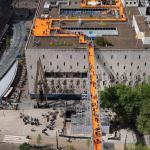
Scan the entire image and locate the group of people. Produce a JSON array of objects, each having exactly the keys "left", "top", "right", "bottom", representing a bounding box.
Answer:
[
  {"left": 20, "top": 113, "right": 40, "bottom": 126},
  {"left": 41, "top": 111, "right": 58, "bottom": 135}
]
